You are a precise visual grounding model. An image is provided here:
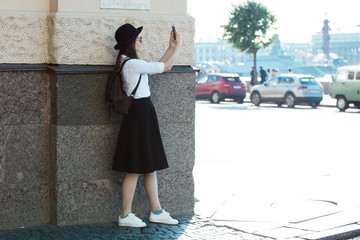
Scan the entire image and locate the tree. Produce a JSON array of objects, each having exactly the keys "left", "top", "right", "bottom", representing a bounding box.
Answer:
[{"left": 223, "top": 1, "right": 276, "bottom": 86}]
